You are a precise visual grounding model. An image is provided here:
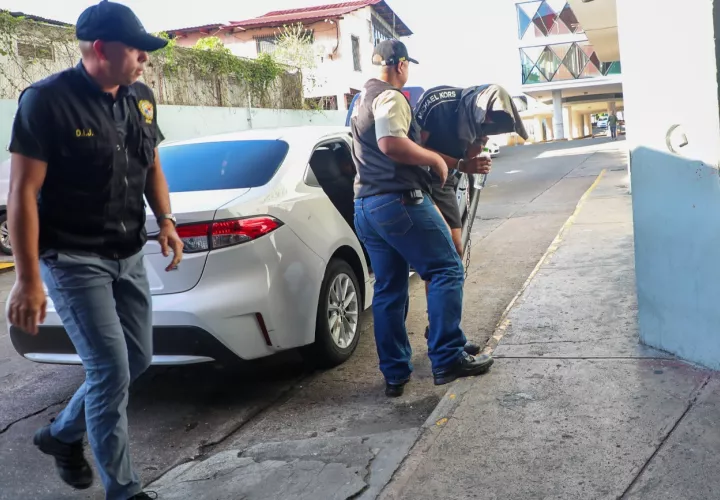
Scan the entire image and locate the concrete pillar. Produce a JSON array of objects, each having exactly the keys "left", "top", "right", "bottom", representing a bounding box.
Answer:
[
  {"left": 607, "top": 101, "right": 617, "bottom": 114},
  {"left": 533, "top": 117, "right": 544, "bottom": 142},
  {"left": 552, "top": 90, "right": 565, "bottom": 140},
  {"left": 571, "top": 110, "right": 583, "bottom": 139},
  {"left": 546, "top": 117, "right": 554, "bottom": 141},
  {"left": 585, "top": 114, "right": 593, "bottom": 136},
  {"left": 565, "top": 108, "right": 574, "bottom": 139}
]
